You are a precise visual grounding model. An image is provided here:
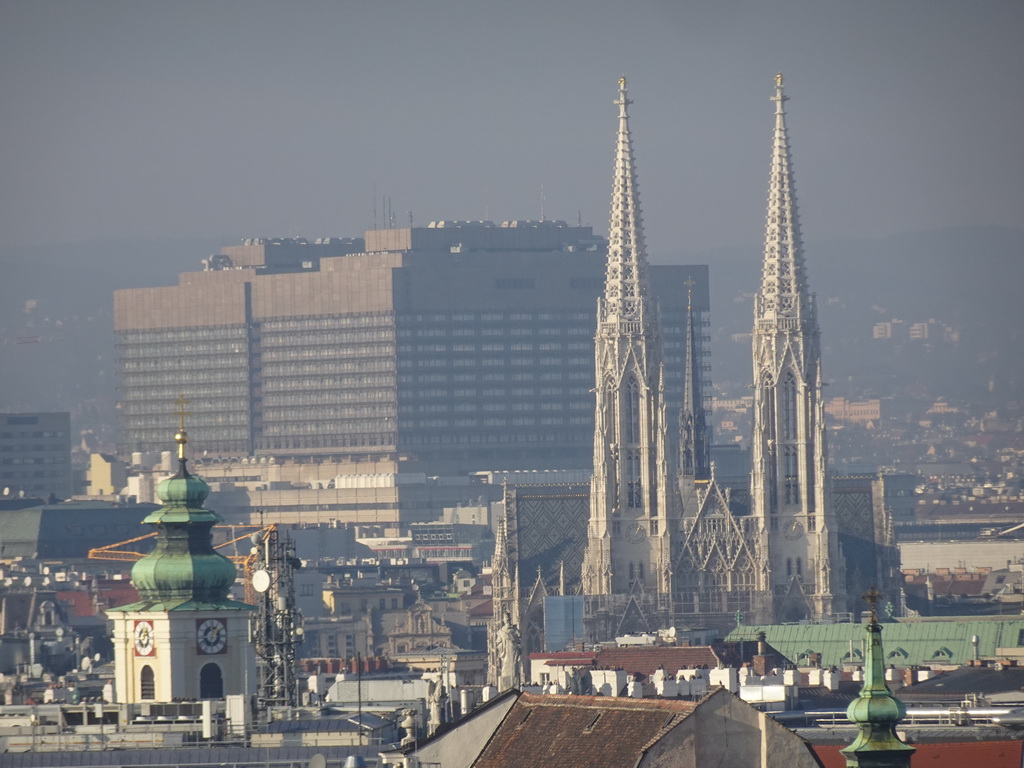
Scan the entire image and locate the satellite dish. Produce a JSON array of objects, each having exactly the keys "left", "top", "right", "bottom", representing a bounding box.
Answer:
[
  {"left": 43, "top": 567, "right": 50, "bottom": 575},
  {"left": 308, "top": 754, "right": 327, "bottom": 768},
  {"left": 4, "top": 579, "right": 12, "bottom": 587},
  {"left": 252, "top": 570, "right": 272, "bottom": 594},
  {"left": 94, "top": 653, "right": 101, "bottom": 663},
  {"left": 55, "top": 628, "right": 64, "bottom": 639},
  {"left": 23, "top": 577, "right": 32, "bottom": 588},
  {"left": 250, "top": 533, "right": 263, "bottom": 546},
  {"left": 42, "top": 577, "right": 50, "bottom": 586},
  {"left": 81, "top": 657, "right": 92, "bottom": 671}
]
